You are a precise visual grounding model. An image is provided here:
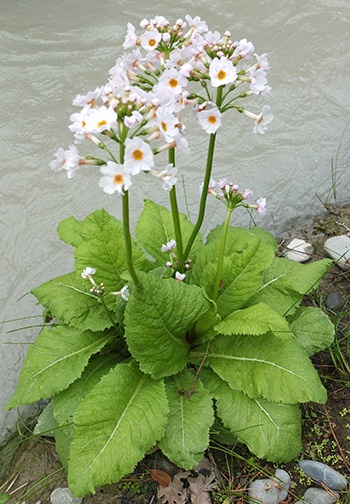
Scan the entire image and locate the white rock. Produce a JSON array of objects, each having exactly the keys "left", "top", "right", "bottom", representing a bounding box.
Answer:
[
  {"left": 284, "top": 238, "right": 314, "bottom": 262},
  {"left": 324, "top": 235, "right": 350, "bottom": 271},
  {"left": 50, "top": 487, "right": 82, "bottom": 504}
]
